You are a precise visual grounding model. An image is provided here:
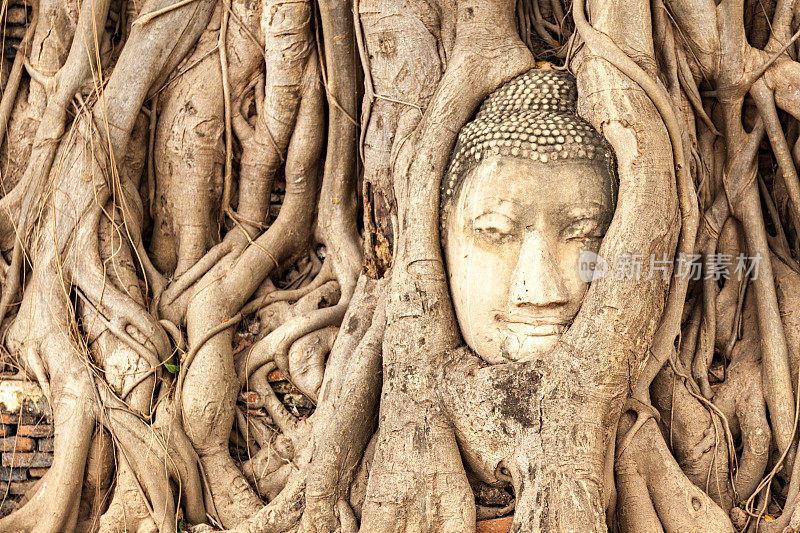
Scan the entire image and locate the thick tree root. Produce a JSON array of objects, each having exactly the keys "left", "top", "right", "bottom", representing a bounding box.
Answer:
[
  {"left": 98, "top": 457, "right": 159, "bottom": 533},
  {"left": 615, "top": 418, "right": 734, "bottom": 532}
]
